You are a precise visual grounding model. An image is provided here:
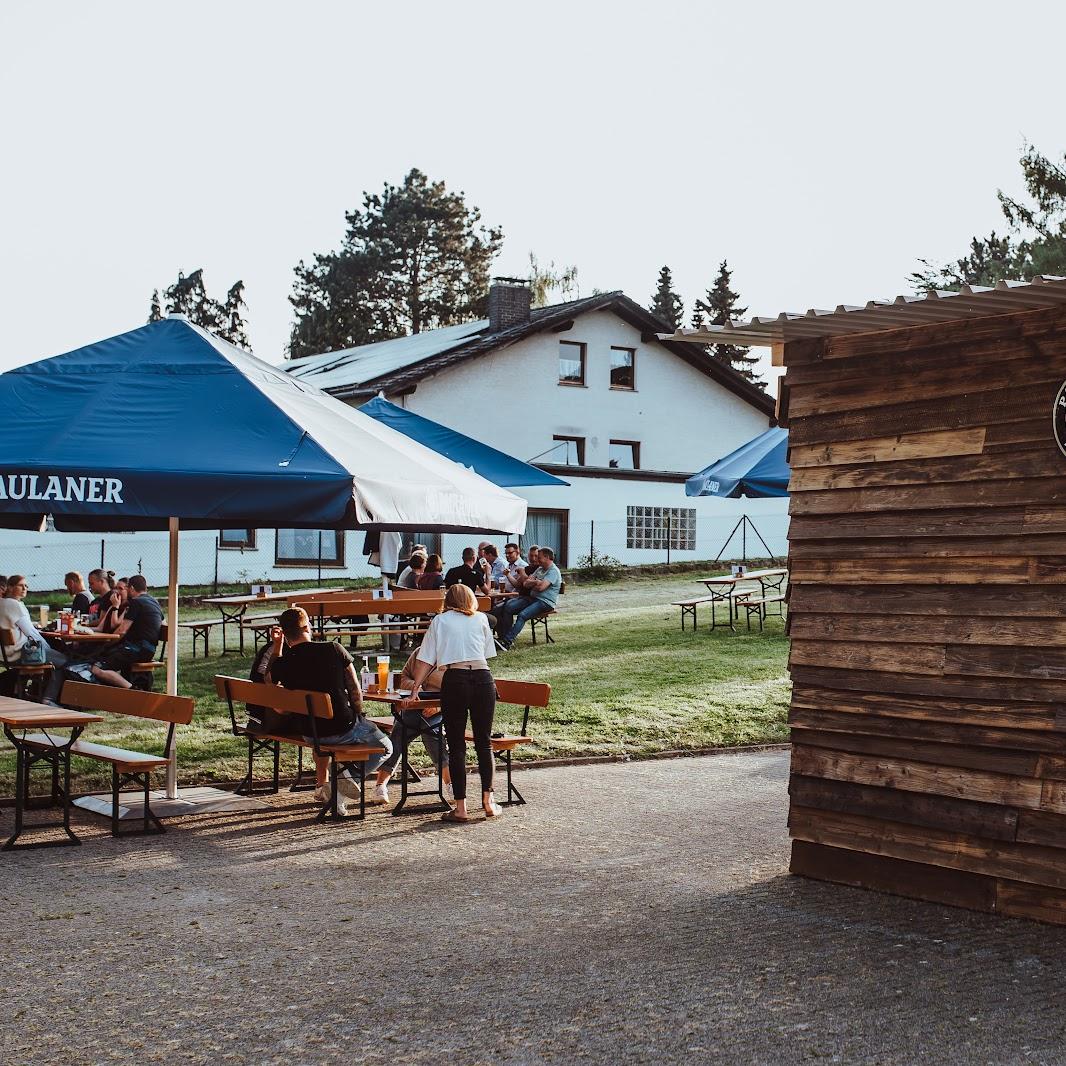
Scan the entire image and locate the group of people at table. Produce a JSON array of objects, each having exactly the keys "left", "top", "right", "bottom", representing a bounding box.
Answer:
[
  {"left": 395, "top": 540, "right": 561, "bottom": 650},
  {"left": 247, "top": 541, "right": 561, "bottom": 823},
  {"left": 0, "top": 544, "right": 558, "bottom": 825},
  {"left": 0, "top": 568, "right": 163, "bottom": 704}
]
